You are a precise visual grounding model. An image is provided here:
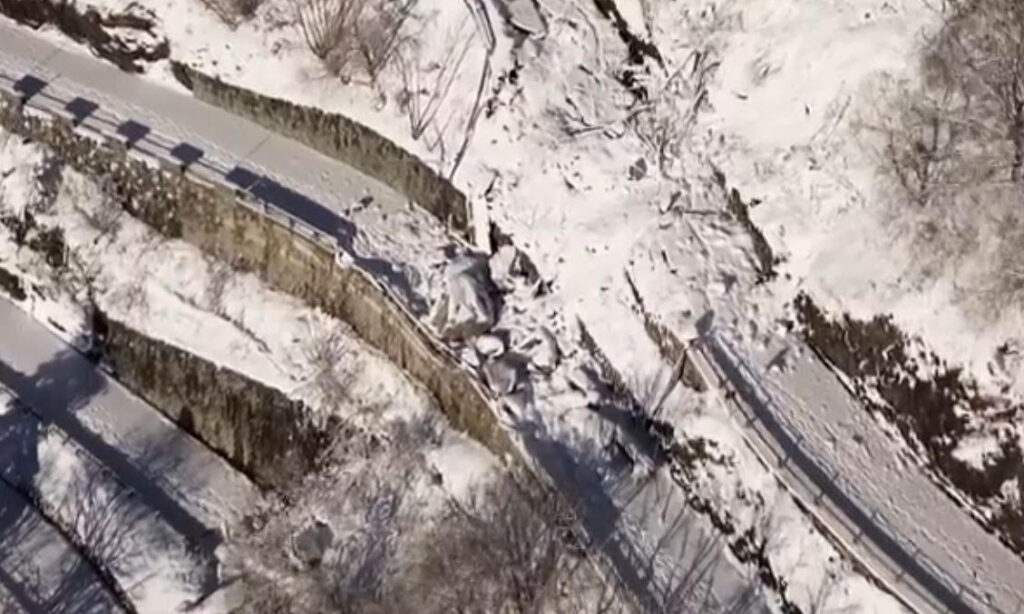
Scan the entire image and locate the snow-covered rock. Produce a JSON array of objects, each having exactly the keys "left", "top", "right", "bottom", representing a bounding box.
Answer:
[
  {"left": 482, "top": 354, "right": 522, "bottom": 396},
  {"left": 475, "top": 333, "right": 506, "bottom": 357},
  {"left": 523, "top": 326, "right": 560, "bottom": 374},
  {"left": 431, "top": 253, "right": 501, "bottom": 341}
]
